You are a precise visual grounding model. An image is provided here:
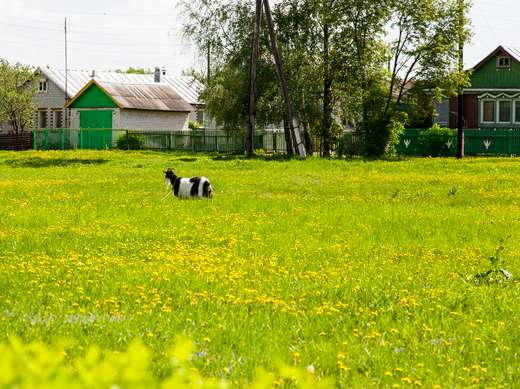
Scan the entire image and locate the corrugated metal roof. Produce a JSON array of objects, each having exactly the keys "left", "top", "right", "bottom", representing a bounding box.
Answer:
[
  {"left": 503, "top": 46, "right": 520, "bottom": 64},
  {"left": 39, "top": 67, "right": 203, "bottom": 105},
  {"left": 97, "top": 81, "right": 194, "bottom": 112}
]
